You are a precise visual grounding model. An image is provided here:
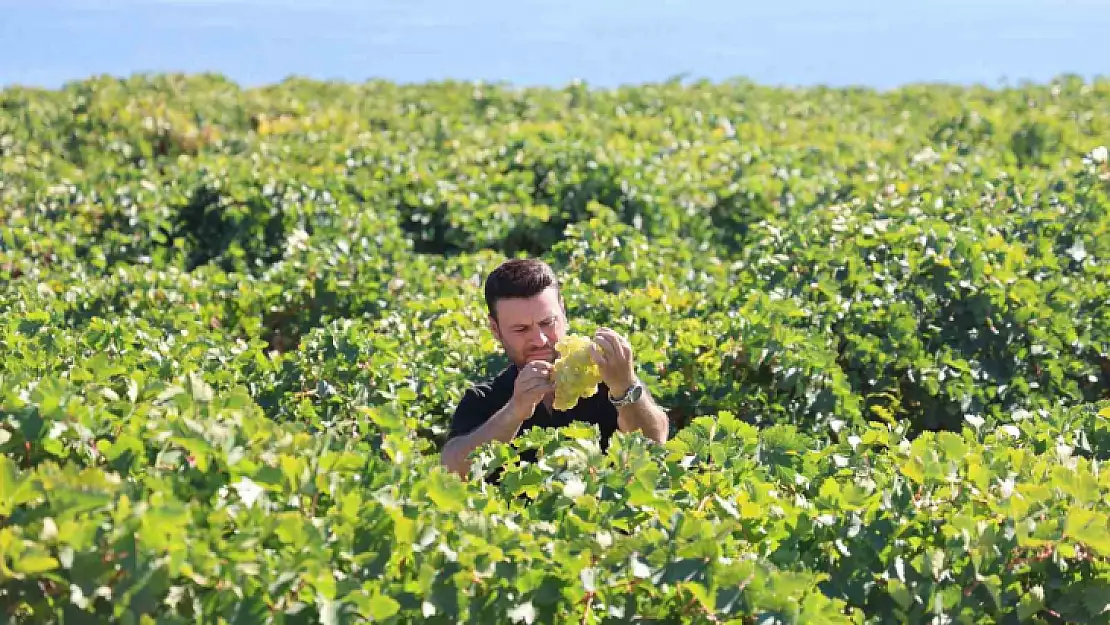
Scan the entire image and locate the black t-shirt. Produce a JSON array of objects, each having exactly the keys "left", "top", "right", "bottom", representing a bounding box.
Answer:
[{"left": 449, "top": 364, "right": 620, "bottom": 451}]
